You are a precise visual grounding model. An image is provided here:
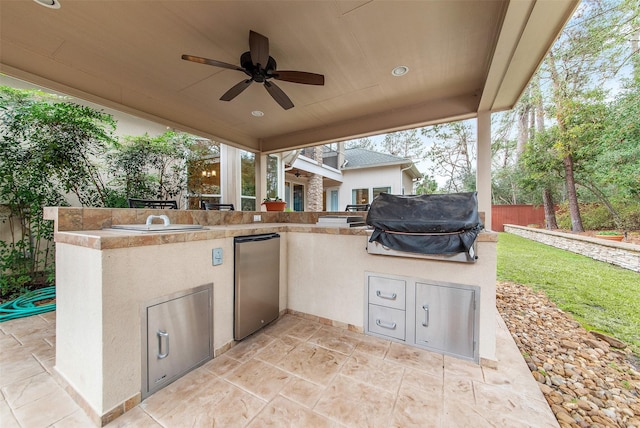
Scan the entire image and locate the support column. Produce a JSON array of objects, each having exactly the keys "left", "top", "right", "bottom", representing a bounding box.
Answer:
[
  {"left": 221, "top": 145, "right": 240, "bottom": 209},
  {"left": 307, "top": 147, "right": 324, "bottom": 211},
  {"left": 476, "top": 111, "right": 492, "bottom": 230},
  {"left": 256, "top": 153, "right": 266, "bottom": 210}
]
